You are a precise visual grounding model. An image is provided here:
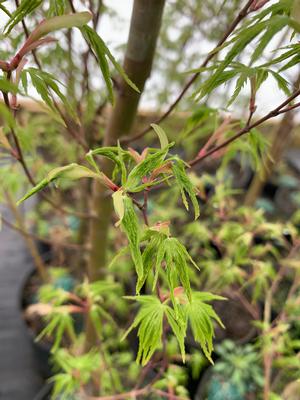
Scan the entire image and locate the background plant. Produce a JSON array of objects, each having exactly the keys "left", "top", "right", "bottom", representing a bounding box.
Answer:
[{"left": 0, "top": 0, "right": 300, "bottom": 399}]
